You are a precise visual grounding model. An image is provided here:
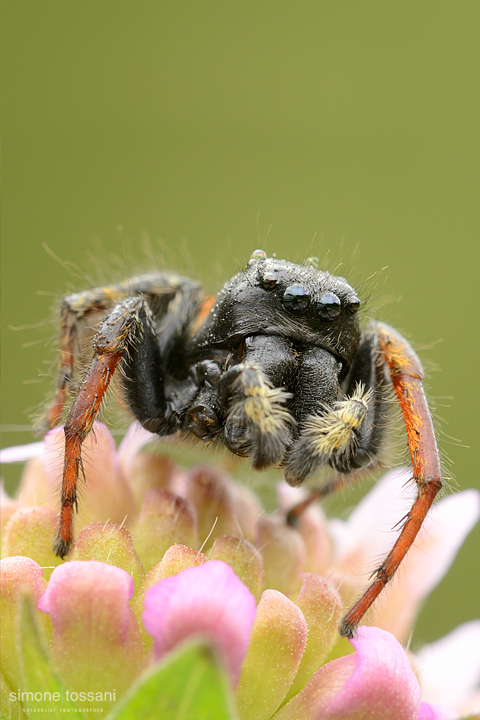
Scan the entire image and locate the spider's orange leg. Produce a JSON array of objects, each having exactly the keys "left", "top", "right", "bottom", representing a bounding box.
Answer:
[
  {"left": 37, "top": 290, "right": 124, "bottom": 436},
  {"left": 36, "top": 301, "right": 79, "bottom": 435},
  {"left": 285, "top": 474, "right": 353, "bottom": 526},
  {"left": 53, "top": 298, "right": 142, "bottom": 558},
  {"left": 54, "top": 351, "right": 124, "bottom": 557},
  {"left": 339, "top": 321, "right": 442, "bottom": 637}
]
